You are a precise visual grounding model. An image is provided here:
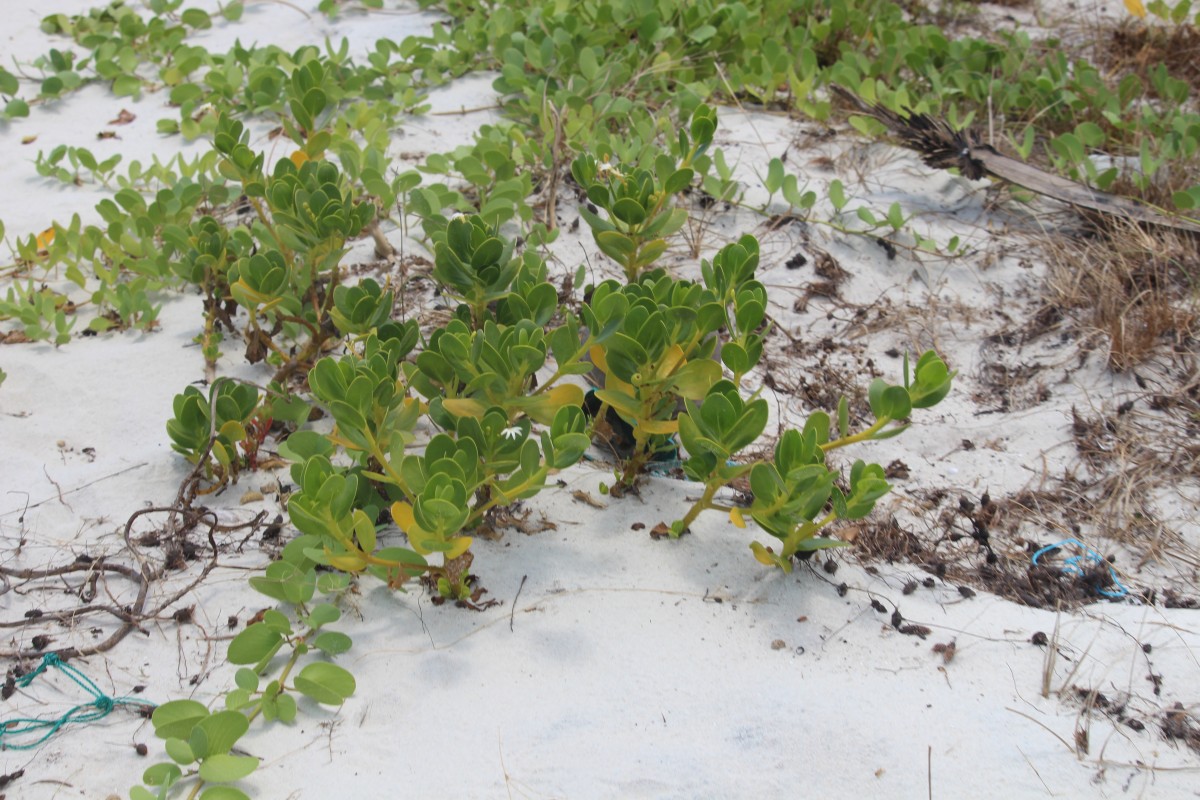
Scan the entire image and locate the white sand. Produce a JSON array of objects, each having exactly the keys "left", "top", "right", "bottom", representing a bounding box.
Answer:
[{"left": 2, "top": 1, "right": 1198, "bottom": 798}]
